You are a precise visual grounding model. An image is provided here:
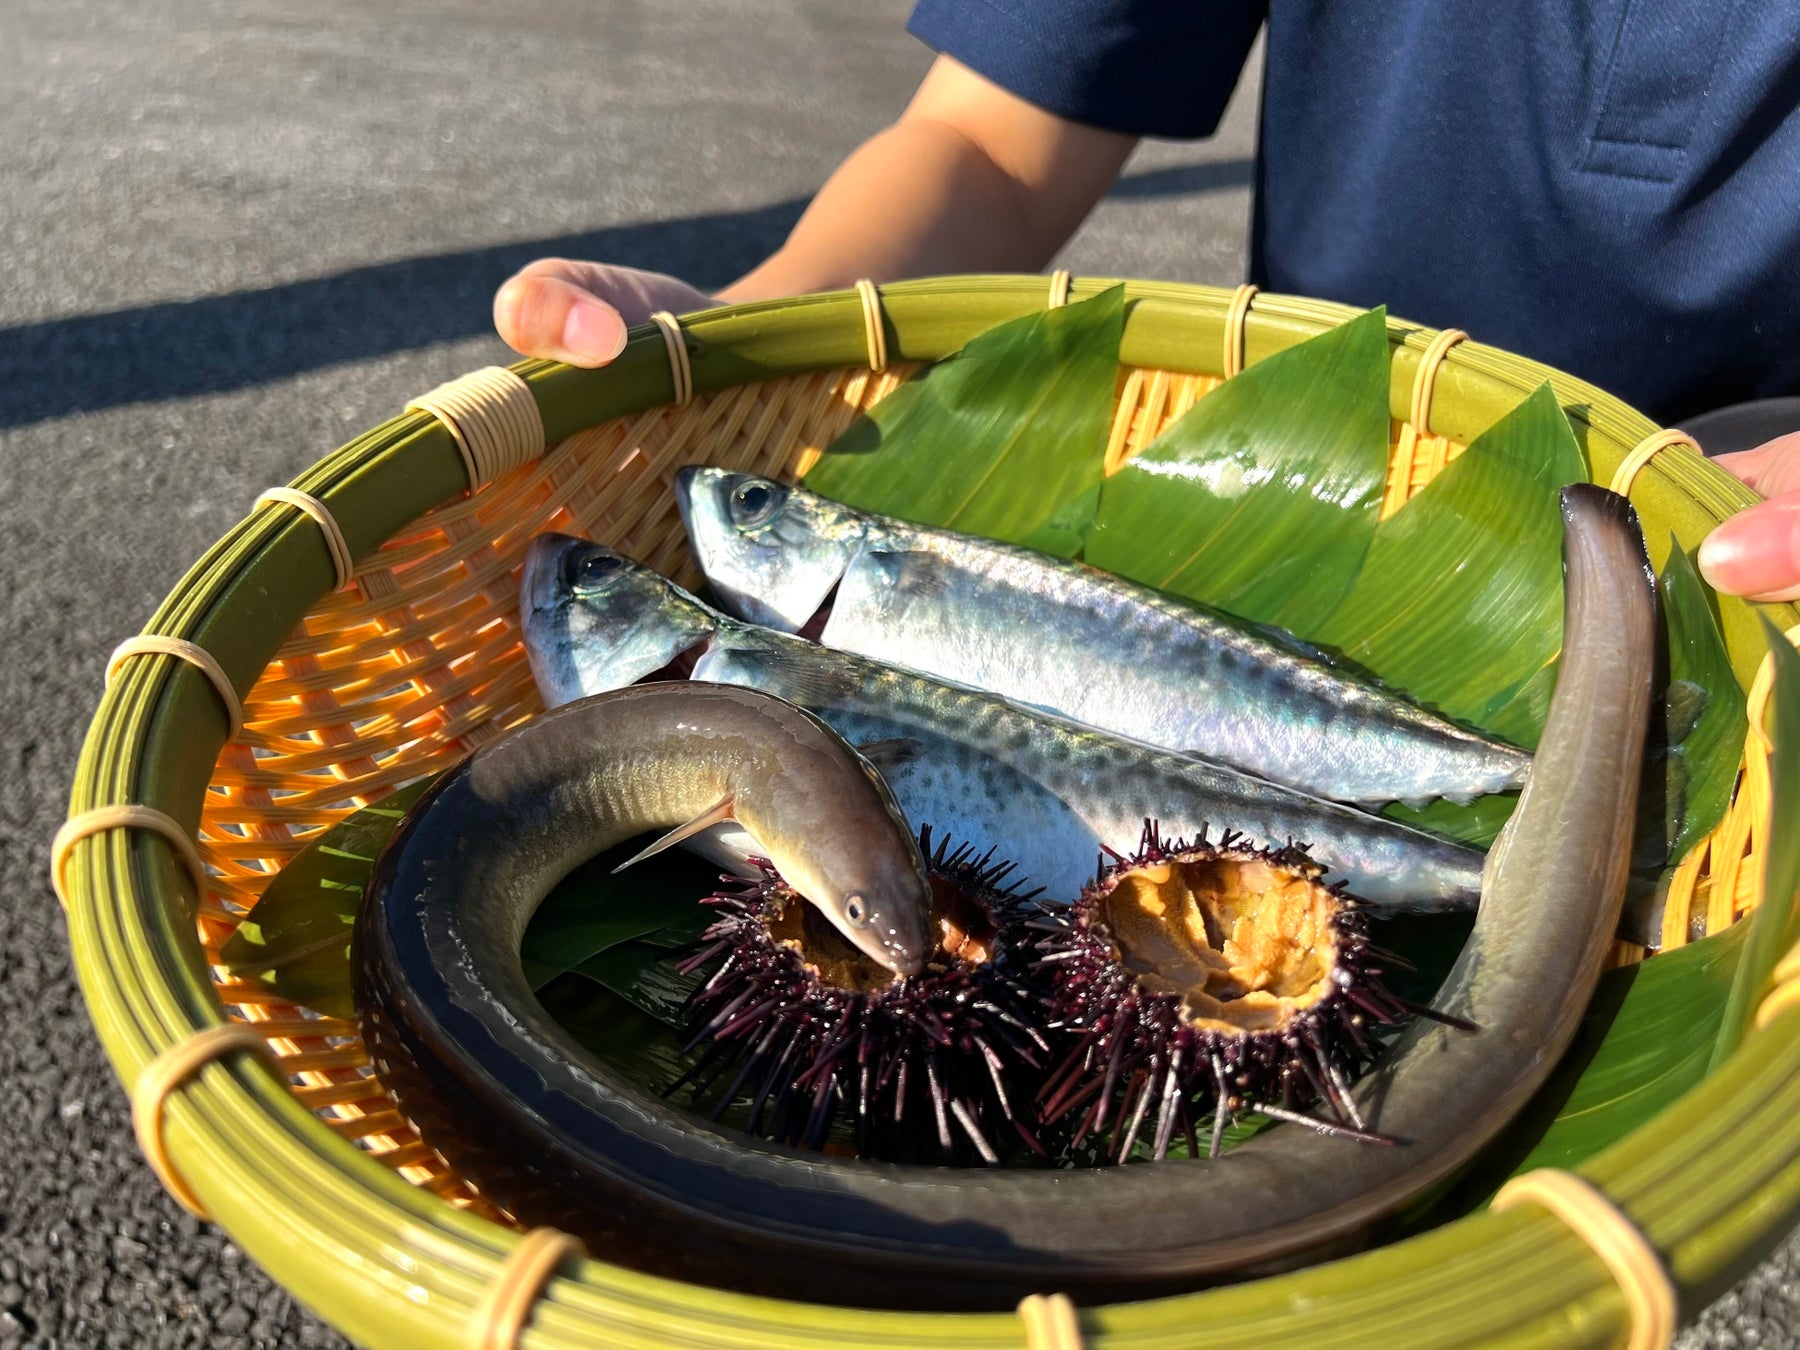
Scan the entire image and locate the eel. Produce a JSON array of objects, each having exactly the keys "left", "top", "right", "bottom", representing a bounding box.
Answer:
[{"left": 360, "top": 486, "right": 1653, "bottom": 1309}]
